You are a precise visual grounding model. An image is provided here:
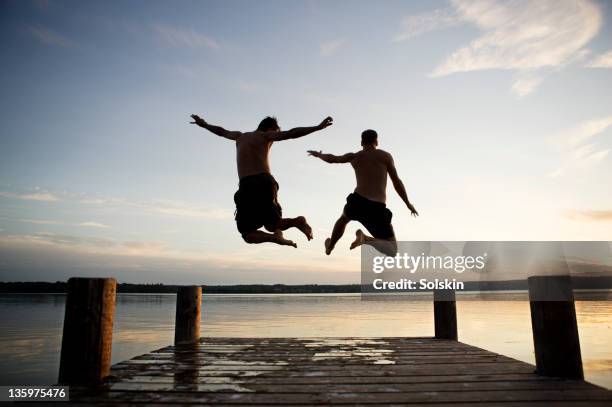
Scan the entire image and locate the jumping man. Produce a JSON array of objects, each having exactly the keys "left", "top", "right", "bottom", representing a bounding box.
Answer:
[
  {"left": 308, "top": 129, "right": 418, "bottom": 256},
  {"left": 191, "top": 114, "right": 333, "bottom": 247}
]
